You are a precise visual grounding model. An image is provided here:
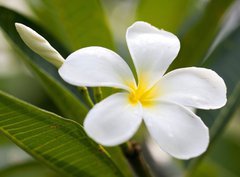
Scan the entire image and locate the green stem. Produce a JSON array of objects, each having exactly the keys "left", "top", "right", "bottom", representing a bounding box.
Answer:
[
  {"left": 93, "top": 87, "right": 103, "bottom": 103},
  {"left": 121, "top": 141, "right": 153, "bottom": 177},
  {"left": 77, "top": 87, "right": 94, "bottom": 108}
]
